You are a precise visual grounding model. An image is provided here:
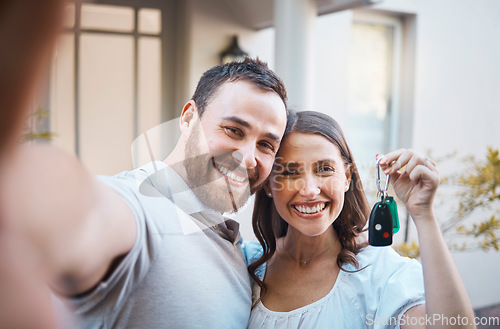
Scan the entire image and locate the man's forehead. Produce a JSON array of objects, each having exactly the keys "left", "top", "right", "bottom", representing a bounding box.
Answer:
[{"left": 203, "top": 81, "right": 286, "bottom": 130}]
